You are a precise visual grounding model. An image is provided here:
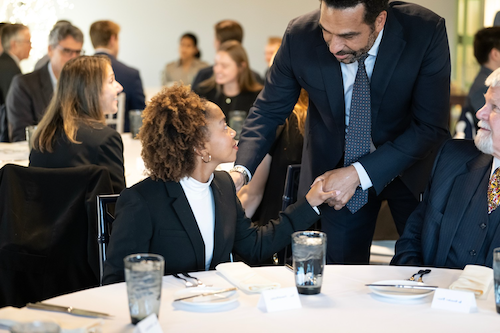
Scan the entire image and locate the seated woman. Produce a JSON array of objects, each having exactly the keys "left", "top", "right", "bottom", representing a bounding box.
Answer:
[
  {"left": 102, "top": 84, "right": 334, "bottom": 284},
  {"left": 29, "top": 56, "right": 126, "bottom": 193},
  {"left": 195, "top": 40, "right": 262, "bottom": 133},
  {"left": 161, "top": 32, "right": 208, "bottom": 86}
]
